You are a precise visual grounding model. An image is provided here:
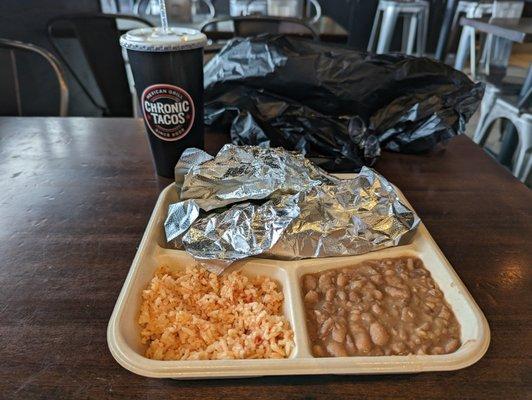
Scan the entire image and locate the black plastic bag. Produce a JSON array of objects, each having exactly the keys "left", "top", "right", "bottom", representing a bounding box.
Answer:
[
  {"left": 204, "top": 35, "right": 483, "bottom": 171},
  {"left": 205, "top": 86, "right": 380, "bottom": 171}
]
